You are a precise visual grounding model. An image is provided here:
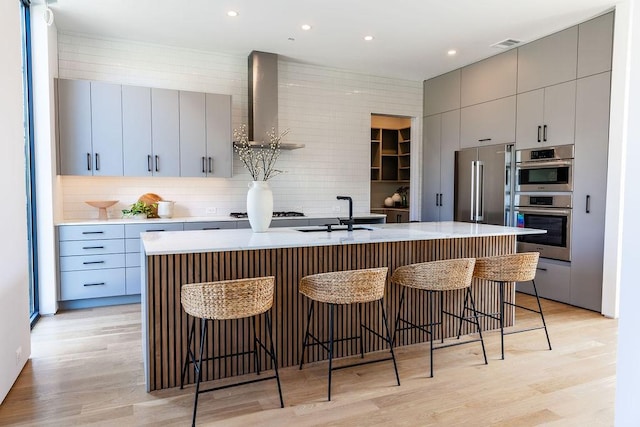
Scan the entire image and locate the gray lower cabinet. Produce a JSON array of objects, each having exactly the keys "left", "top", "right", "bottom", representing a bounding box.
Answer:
[
  {"left": 183, "top": 221, "right": 236, "bottom": 231},
  {"left": 517, "top": 258, "right": 571, "bottom": 304},
  {"left": 570, "top": 71, "right": 611, "bottom": 312},
  {"left": 422, "top": 110, "right": 459, "bottom": 221},
  {"left": 58, "top": 224, "right": 126, "bottom": 301},
  {"left": 517, "top": 26, "right": 578, "bottom": 93},
  {"left": 460, "top": 96, "right": 516, "bottom": 148},
  {"left": 122, "top": 85, "right": 153, "bottom": 176}
]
